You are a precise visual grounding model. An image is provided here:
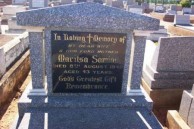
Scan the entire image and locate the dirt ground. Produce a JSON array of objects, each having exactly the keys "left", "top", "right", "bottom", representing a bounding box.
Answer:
[
  {"left": 0, "top": 35, "right": 15, "bottom": 47},
  {"left": 0, "top": 72, "right": 31, "bottom": 129}
]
